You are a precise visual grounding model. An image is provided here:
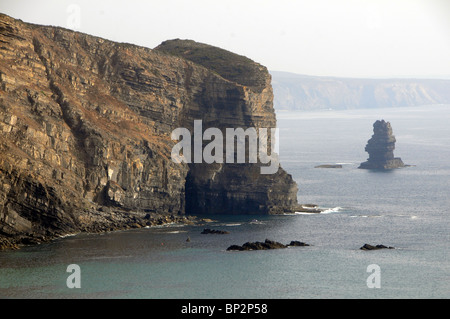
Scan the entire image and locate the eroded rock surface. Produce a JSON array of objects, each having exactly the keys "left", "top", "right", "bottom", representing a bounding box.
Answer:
[
  {"left": 0, "top": 14, "right": 300, "bottom": 249},
  {"left": 359, "top": 120, "right": 405, "bottom": 169},
  {"left": 227, "top": 239, "right": 310, "bottom": 251},
  {"left": 360, "top": 244, "right": 394, "bottom": 250}
]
